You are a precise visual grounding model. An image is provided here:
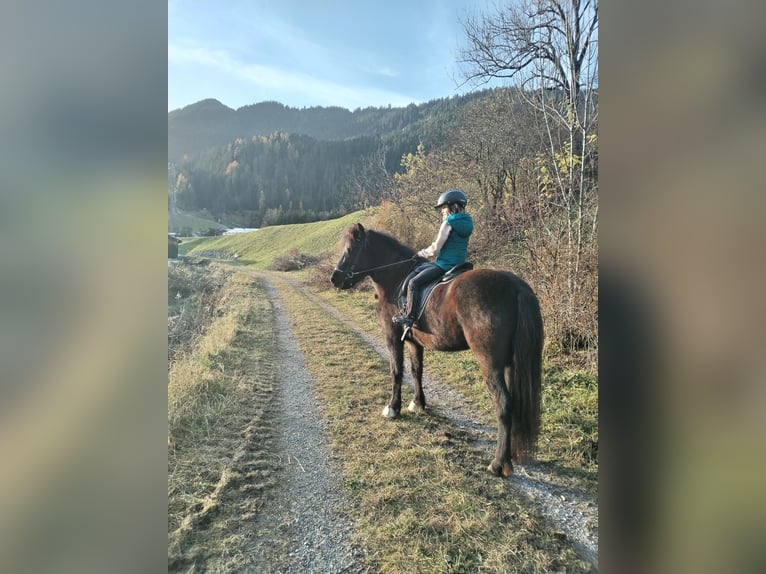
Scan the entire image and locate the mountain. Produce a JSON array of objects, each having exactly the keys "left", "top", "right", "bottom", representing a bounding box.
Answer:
[
  {"left": 168, "top": 99, "right": 240, "bottom": 161},
  {"left": 168, "top": 93, "right": 489, "bottom": 163},
  {"left": 168, "top": 90, "right": 502, "bottom": 229}
]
